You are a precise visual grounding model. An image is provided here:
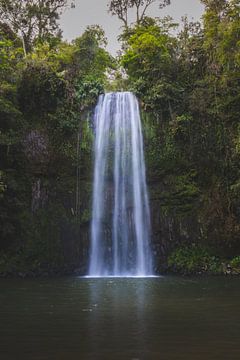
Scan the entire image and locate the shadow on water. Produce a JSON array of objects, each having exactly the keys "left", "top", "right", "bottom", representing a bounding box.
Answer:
[{"left": 0, "top": 276, "right": 240, "bottom": 359}]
